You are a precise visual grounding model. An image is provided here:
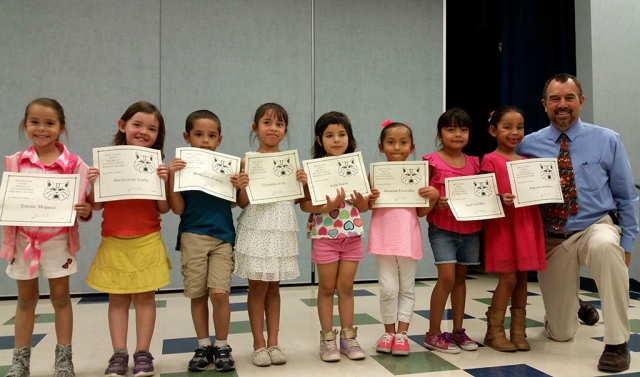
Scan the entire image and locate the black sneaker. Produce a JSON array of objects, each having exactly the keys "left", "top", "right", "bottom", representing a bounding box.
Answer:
[
  {"left": 212, "top": 345, "right": 235, "bottom": 372},
  {"left": 188, "top": 346, "right": 214, "bottom": 372}
]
